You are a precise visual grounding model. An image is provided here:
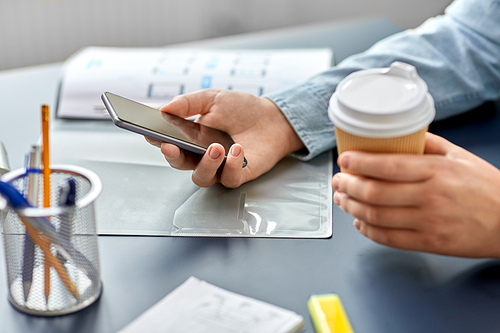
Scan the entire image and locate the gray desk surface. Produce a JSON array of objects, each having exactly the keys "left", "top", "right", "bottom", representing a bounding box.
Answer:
[{"left": 2, "top": 17, "right": 500, "bottom": 333}]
